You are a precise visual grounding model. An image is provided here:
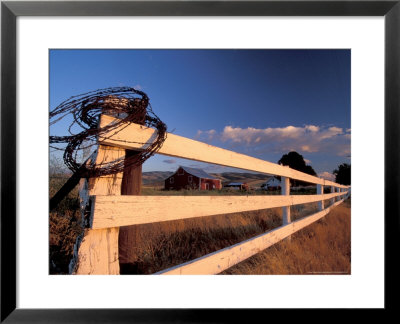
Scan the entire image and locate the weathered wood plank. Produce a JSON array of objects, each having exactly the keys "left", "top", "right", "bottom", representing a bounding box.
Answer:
[
  {"left": 155, "top": 199, "right": 345, "bottom": 275},
  {"left": 72, "top": 227, "right": 120, "bottom": 275},
  {"left": 70, "top": 145, "right": 124, "bottom": 275},
  {"left": 87, "top": 145, "right": 124, "bottom": 196},
  {"left": 330, "top": 186, "right": 335, "bottom": 205},
  {"left": 98, "top": 115, "right": 349, "bottom": 189},
  {"left": 90, "top": 192, "right": 346, "bottom": 229},
  {"left": 281, "top": 177, "right": 290, "bottom": 225},
  {"left": 317, "top": 184, "right": 324, "bottom": 211}
]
